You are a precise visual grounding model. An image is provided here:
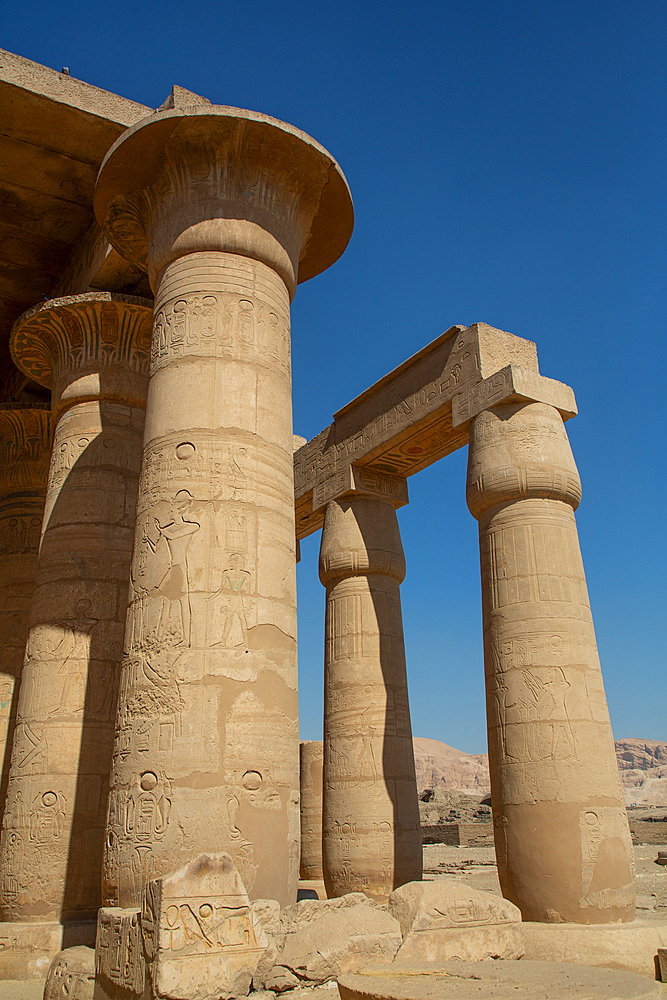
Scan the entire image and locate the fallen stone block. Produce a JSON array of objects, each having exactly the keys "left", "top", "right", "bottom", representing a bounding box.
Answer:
[
  {"left": 141, "top": 852, "right": 268, "bottom": 1000},
  {"left": 522, "top": 919, "right": 667, "bottom": 980},
  {"left": 95, "top": 906, "right": 146, "bottom": 998},
  {"left": 388, "top": 881, "right": 523, "bottom": 962},
  {"left": 273, "top": 892, "right": 402, "bottom": 986},
  {"left": 338, "top": 959, "right": 664, "bottom": 1000},
  {"left": 44, "top": 946, "right": 96, "bottom": 999}
]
